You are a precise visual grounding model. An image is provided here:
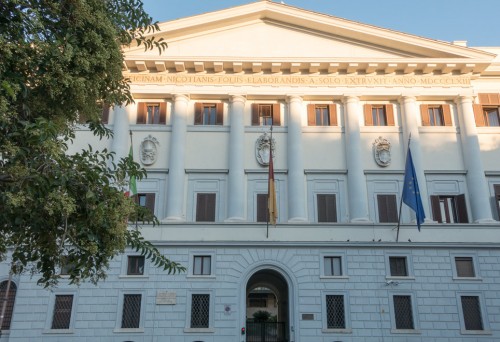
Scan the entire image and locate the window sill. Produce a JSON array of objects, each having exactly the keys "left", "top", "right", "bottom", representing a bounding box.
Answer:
[
  {"left": 186, "top": 275, "right": 216, "bottom": 280},
  {"left": 460, "top": 329, "right": 492, "bottom": 335},
  {"left": 320, "top": 276, "right": 349, "bottom": 281},
  {"left": 118, "top": 275, "right": 149, "bottom": 280},
  {"left": 303, "top": 126, "right": 343, "bottom": 133},
  {"left": 188, "top": 125, "right": 229, "bottom": 132},
  {"left": 43, "top": 329, "right": 74, "bottom": 334},
  {"left": 322, "top": 328, "right": 352, "bottom": 334},
  {"left": 184, "top": 328, "right": 215, "bottom": 333},
  {"left": 390, "top": 329, "right": 421, "bottom": 334},
  {"left": 360, "top": 126, "right": 401, "bottom": 133},
  {"left": 452, "top": 276, "right": 482, "bottom": 282},
  {"left": 476, "top": 127, "right": 500, "bottom": 134},
  {"left": 113, "top": 328, "right": 144, "bottom": 333},
  {"left": 419, "top": 126, "right": 458, "bottom": 134},
  {"left": 385, "top": 276, "right": 416, "bottom": 281}
]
